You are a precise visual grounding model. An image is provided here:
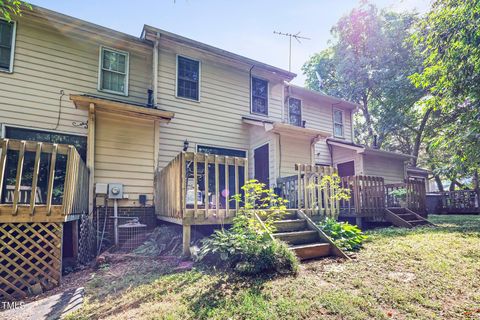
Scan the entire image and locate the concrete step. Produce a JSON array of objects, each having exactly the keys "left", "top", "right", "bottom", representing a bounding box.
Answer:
[
  {"left": 273, "top": 230, "right": 319, "bottom": 245},
  {"left": 272, "top": 219, "right": 307, "bottom": 233},
  {"left": 290, "top": 243, "right": 331, "bottom": 260}
]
